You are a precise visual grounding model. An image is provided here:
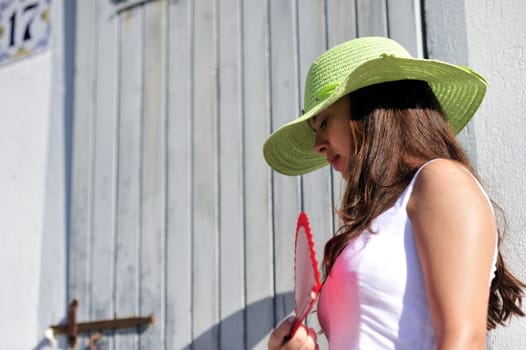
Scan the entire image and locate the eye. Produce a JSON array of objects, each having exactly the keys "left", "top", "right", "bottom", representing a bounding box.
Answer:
[{"left": 320, "top": 116, "right": 329, "bottom": 130}]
